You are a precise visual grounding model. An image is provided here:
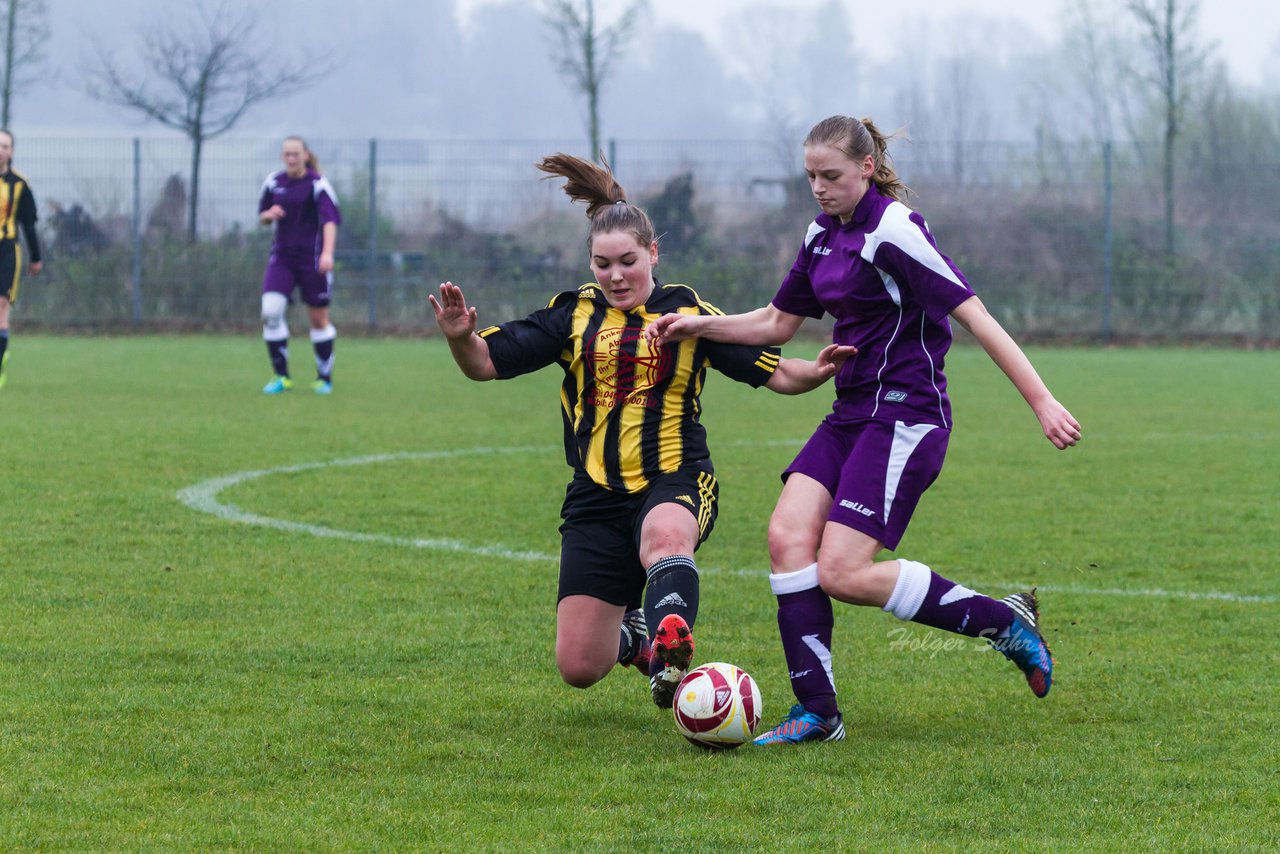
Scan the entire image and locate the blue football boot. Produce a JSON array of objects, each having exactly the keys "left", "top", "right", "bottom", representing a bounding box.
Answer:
[
  {"left": 262, "top": 375, "right": 293, "bottom": 394},
  {"left": 753, "top": 703, "right": 846, "bottom": 746},
  {"left": 993, "top": 589, "right": 1054, "bottom": 698}
]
